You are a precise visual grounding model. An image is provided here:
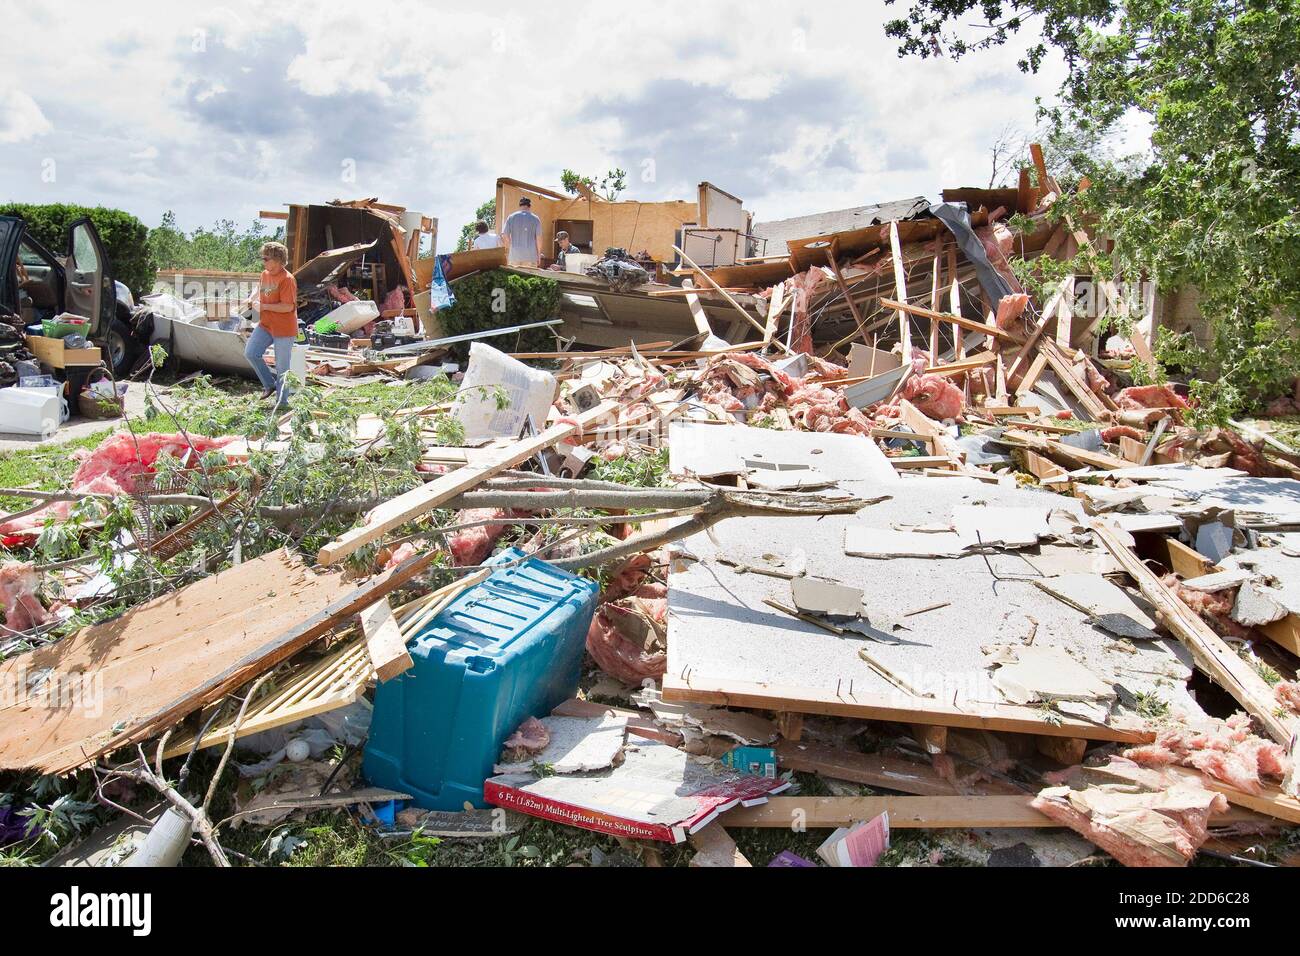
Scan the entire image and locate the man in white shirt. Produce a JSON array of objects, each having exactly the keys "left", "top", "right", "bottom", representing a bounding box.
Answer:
[
  {"left": 502, "top": 197, "right": 543, "bottom": 267},
  {"left": 471, "top": 220, "right": 501, "bottom": 250}
]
